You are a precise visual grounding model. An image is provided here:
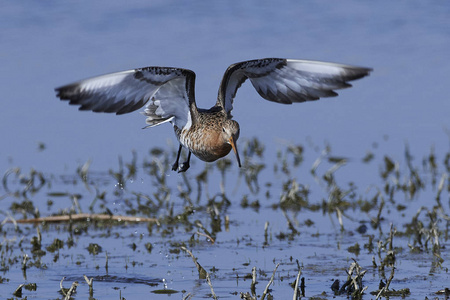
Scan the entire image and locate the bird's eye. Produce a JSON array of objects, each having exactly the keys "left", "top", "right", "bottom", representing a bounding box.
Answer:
[{"left": 222, "top": 127, "right": 226, "bottom": 133}]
